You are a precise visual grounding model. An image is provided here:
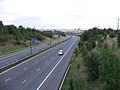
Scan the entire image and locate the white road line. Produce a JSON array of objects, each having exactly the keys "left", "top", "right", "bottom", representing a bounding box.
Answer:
[
  {"left": 0, "top": 50, "right": 27, "bottom": 60},
  {"left": 36, "top": 68, "right": 40, "bottom": 72},
  {"left": 22, "top": 79, "right": 27, "bottom": 84},
  {"left": 24, "top": 67, "right": 28, "bottom": 70},
  {"left": 59, "top": 65, "right": 72, "bottom": 90},
  {"left": 36, "top": 38, "right": 77, "bottom": 90},
  {"left": 0, "top": 38, "right": 70, "bottom": 75},
  {"left": 5, "top": 77, "right": 11, "bottom": 82}
]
